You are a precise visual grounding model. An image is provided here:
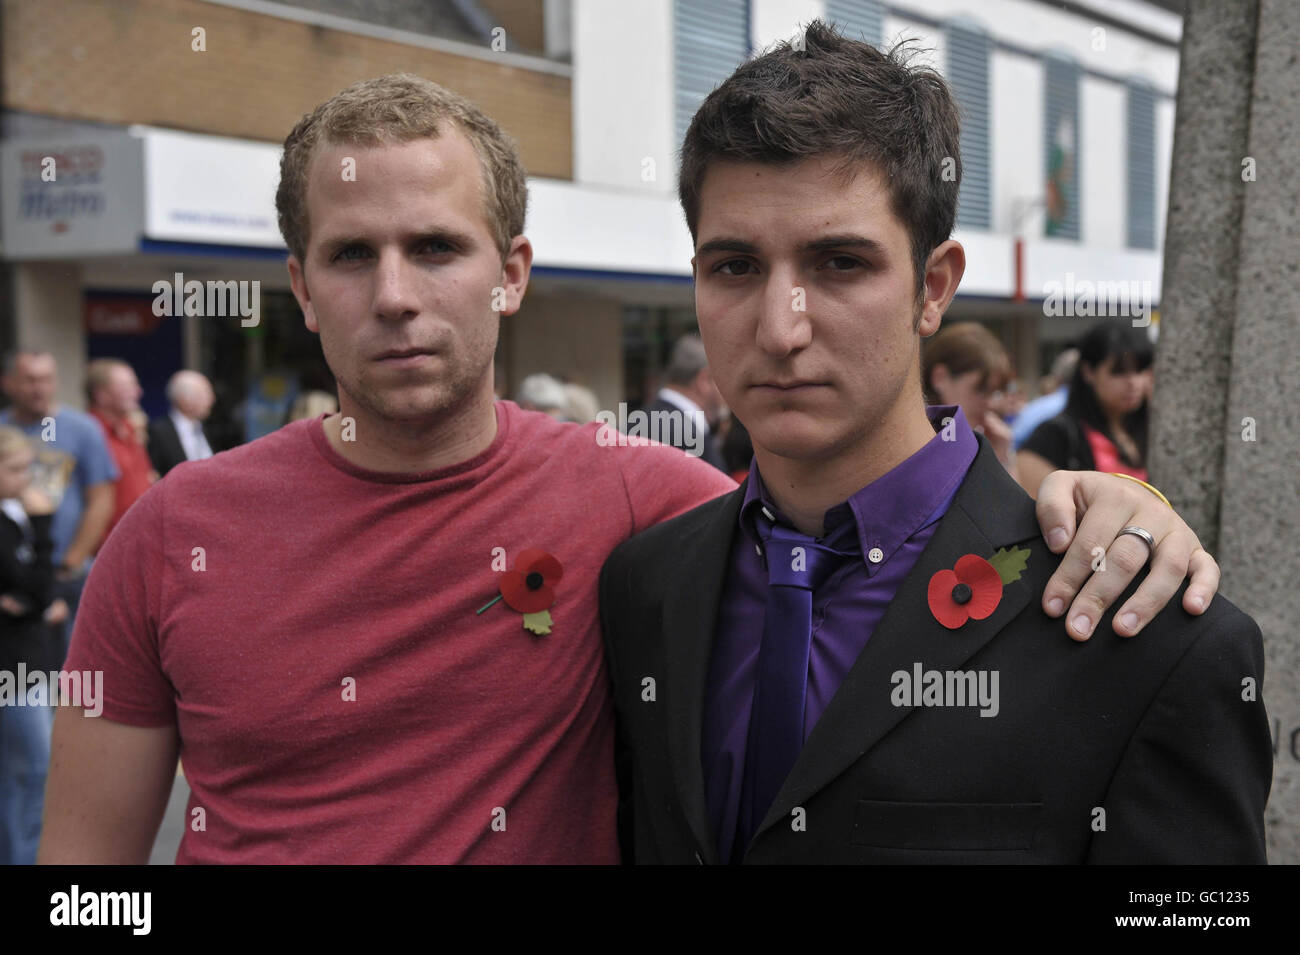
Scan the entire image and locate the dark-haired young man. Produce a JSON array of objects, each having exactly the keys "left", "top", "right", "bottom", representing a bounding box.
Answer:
[{"left": 600, "top": 21, "right": 1271, "bottom": 864}]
